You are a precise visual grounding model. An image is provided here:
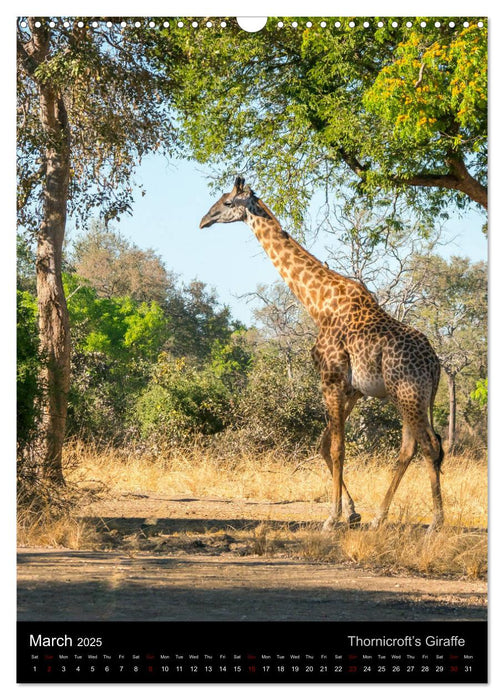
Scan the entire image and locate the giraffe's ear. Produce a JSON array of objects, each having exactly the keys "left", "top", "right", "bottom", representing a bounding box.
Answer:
[
  {"left": 233, "top": 176, "right": 245, "bottom": 193},
  {"left": 232, "top": 183, "right": 254, "bottom": 206}
]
